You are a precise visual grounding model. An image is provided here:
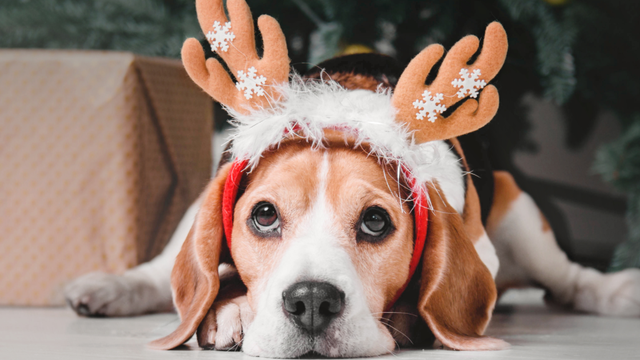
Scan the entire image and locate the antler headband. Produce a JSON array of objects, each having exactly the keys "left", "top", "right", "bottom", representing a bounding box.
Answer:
[{"left": 182, "top": 0, "right": 507, "bottom": 186}]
